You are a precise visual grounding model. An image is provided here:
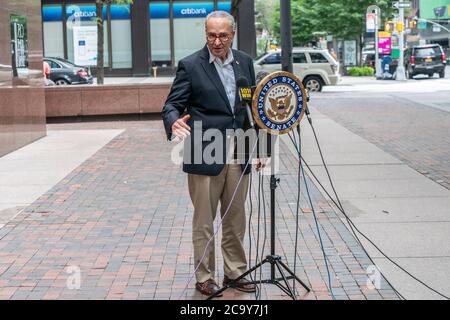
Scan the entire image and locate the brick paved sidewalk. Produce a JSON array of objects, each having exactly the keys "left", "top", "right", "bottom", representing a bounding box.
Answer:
[{"left": 0, "top": 120, "right": 399, "bottom": 300}]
